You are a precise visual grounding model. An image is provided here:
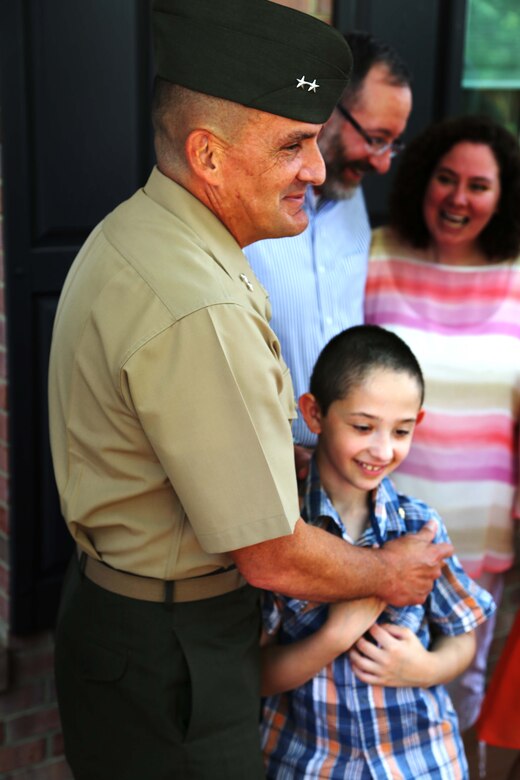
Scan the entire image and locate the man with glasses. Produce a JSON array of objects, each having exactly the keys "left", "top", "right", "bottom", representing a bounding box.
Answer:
[{"left": 245, "top": 32, "right": 412, "bottom": 458}]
